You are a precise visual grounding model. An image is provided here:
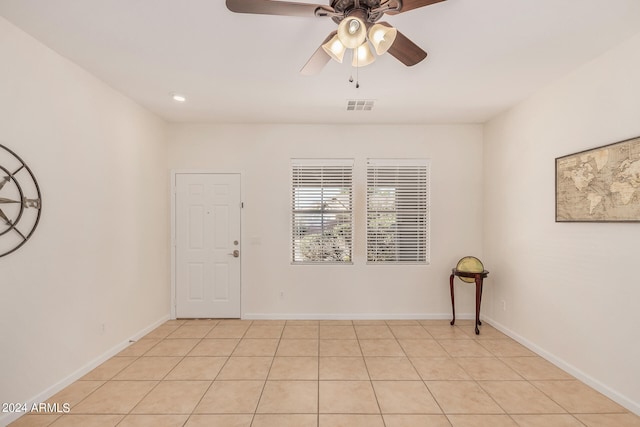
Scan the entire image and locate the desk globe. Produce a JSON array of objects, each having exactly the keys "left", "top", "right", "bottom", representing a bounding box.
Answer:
[{"left": 455, "top": 256, "right": 484, "bottom": 282}]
